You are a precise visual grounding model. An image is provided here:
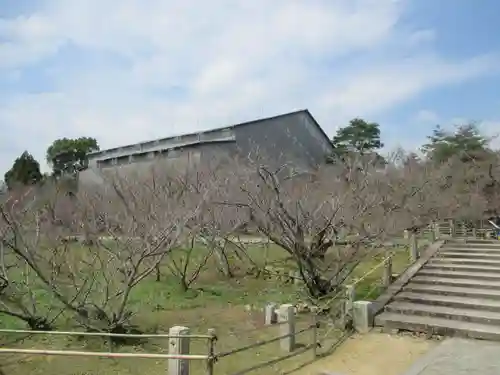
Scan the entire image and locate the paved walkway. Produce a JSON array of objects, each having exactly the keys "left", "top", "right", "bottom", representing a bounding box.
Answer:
[
  {"left": 293, "top": 333, "right": 434, "bottom": 375},
  {"left": 403, "top": 338, "right": 500, "bottom": 375}
]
